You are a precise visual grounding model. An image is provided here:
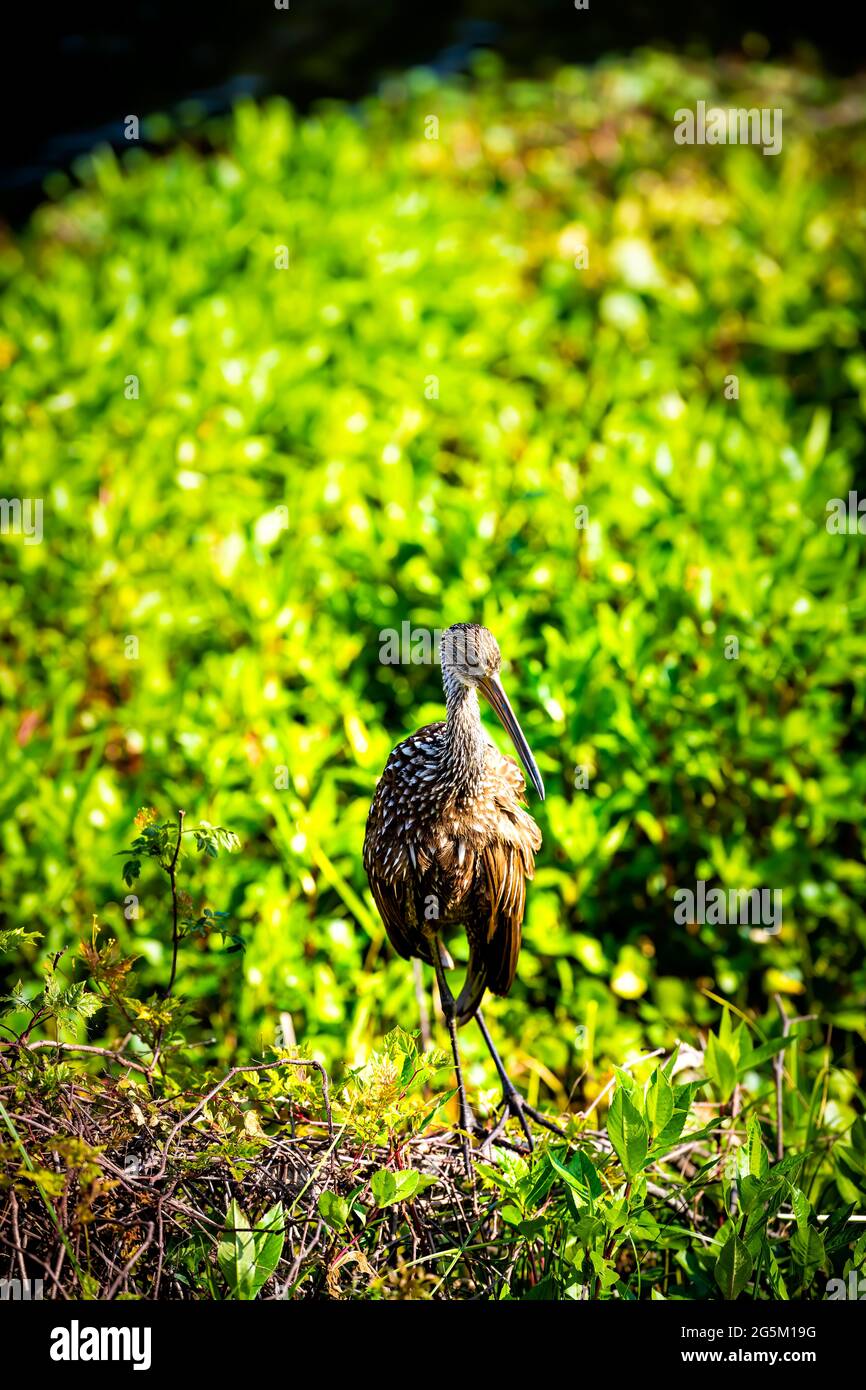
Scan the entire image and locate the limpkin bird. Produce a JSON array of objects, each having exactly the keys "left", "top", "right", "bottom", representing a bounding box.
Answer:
[{"left": 363, "top": 622, "right": 561, "bottom": 1162}]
